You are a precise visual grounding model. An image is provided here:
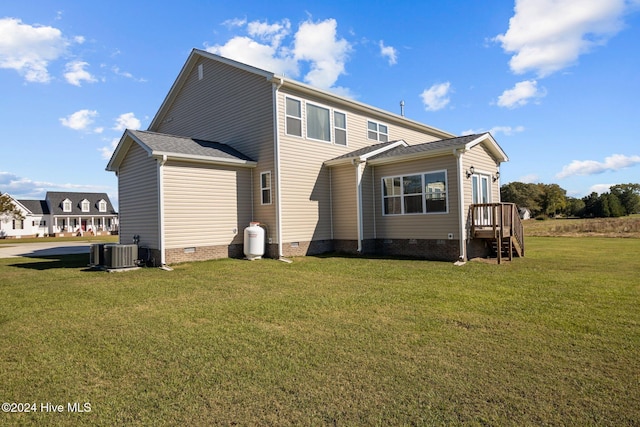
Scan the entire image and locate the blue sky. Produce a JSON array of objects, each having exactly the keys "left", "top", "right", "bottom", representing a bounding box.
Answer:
[{"left": 2, "top": 0, "right": 639, "bottom": 208}]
